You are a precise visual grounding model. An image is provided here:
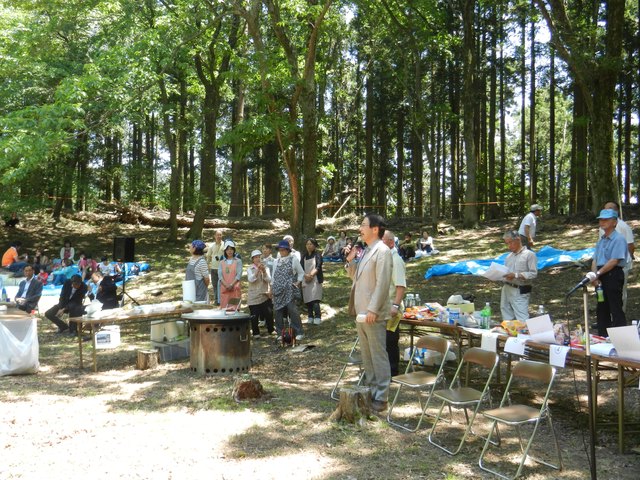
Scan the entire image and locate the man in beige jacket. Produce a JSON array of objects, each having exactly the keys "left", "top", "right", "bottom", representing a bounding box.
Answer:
[{"left": 345, "top": 213, "right": 393, "bottom": 412}]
